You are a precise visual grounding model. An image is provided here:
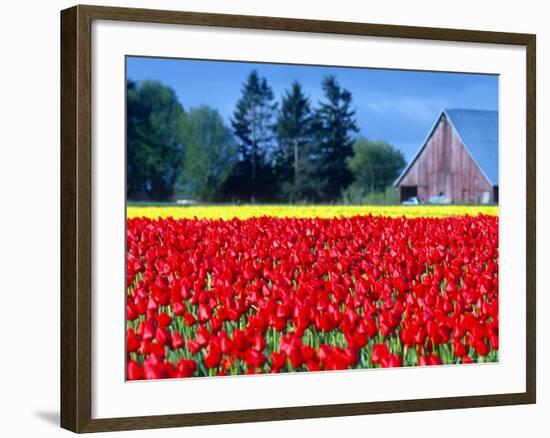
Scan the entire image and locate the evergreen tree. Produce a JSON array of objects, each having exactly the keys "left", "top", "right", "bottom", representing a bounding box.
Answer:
[
  {"left": 228, "top": 70, "right": 278, "bottom": 201},
  {"left": 312, "top": 75, "right": 359, "bottom": 200},
  {"left": 274, "top": 81, "right": 315, "bottom": 202}
]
